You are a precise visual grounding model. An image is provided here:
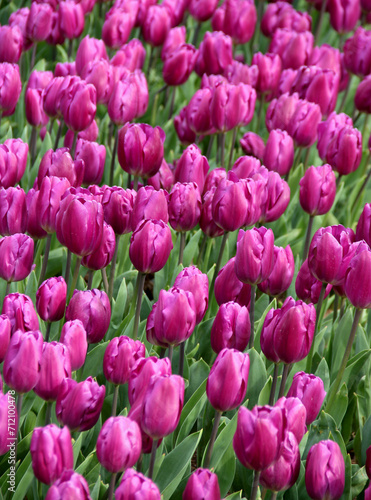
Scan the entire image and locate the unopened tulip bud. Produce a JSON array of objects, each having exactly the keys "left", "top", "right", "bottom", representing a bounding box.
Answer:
[
  {"left": 275, "top": 397, "right": 307, "bottom": 444},
  {"left": 45, "top": 470, "right": 91, "bottom": 500},
  {"left": 116, "top": 469, "right": 161, "bottom": 500},
  {"left": 131, "top": 186, "right": 168, "bottom": 231},
  {"left": 0, "top": 63, "right": 22, "bottom": 118},
  {"left": 0, "top": 187, "right": 27, "bottom": 236},
  {"left": 183, "top": 469, "right": 221, "bottom": 500},
  {"left": 60, "top": 320, "right": 87, "bottom": 372},
  {"left": 2, "top": 293, "right": 39, "bottom": 334},
  {"left": 345, "top": 243, "right": 371, "bottom": 309},
  {"left": 128, "top": 357, "right": 172, "bottom": 406},
  {"left": 36, "top": 277, "right": 67, "bottom": 323},
  {"left": 239, "top": 132, "right": 265, "bottom": 160},
  {"left": 75, "top": 35, "right": 108, "bottom": 76},
  {"left": 258, "top": 245, "right": 294, "bottom": 297},
  {"left": 269, "top": 28, "right": 313, "bottom": 70},
  {"left": 0, "top": 233, "right": 34, "bottom": 283},
  {"left": 211, "top": 302, "right": 250, "bottom": 353},
  {"left": 287, "top": 371, "right": 326, "bottom": 424},
  {"left": 356, "top": 203, "right": 371, "bottom": 247},
  {"left": 215, "top": 257, "right": 251, "bottom": 308},
  {"left": 103, "top": 336, "right": 145, "bottom": 386},
  {"left": 195, "top": 31, "right": 233, "bottom": 76},
  {"left": 34, "top": 342, "right": 71, "bottom": 401}
]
